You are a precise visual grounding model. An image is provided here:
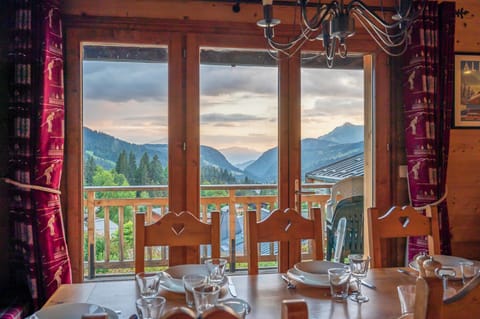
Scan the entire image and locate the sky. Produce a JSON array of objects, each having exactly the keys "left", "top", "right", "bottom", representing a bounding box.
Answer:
[{"left": 83, "top": 57, "right": 364, "bottom": 163}]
